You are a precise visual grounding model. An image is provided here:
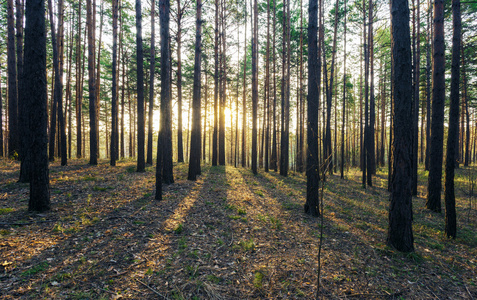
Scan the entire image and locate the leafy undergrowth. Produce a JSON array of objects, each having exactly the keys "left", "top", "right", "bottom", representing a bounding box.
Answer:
[{"left": 0, "top": 158, "right": 476, "bottom": 299}]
